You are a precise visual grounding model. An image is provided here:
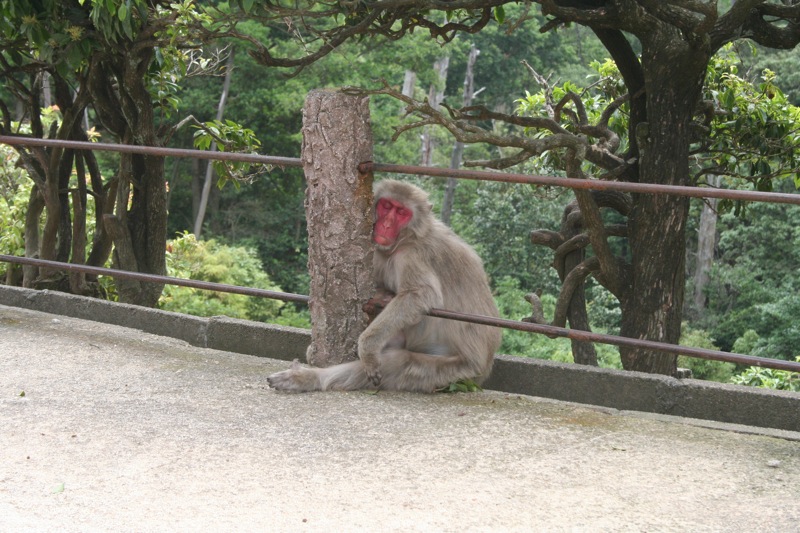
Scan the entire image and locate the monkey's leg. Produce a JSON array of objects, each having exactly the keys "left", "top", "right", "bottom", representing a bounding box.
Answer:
[
  {"left": 267, "top": 360, "right": 372, "bottom": 392},
  {"left": 377, "top": 348, "right": 488, "bottom": 393}
]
